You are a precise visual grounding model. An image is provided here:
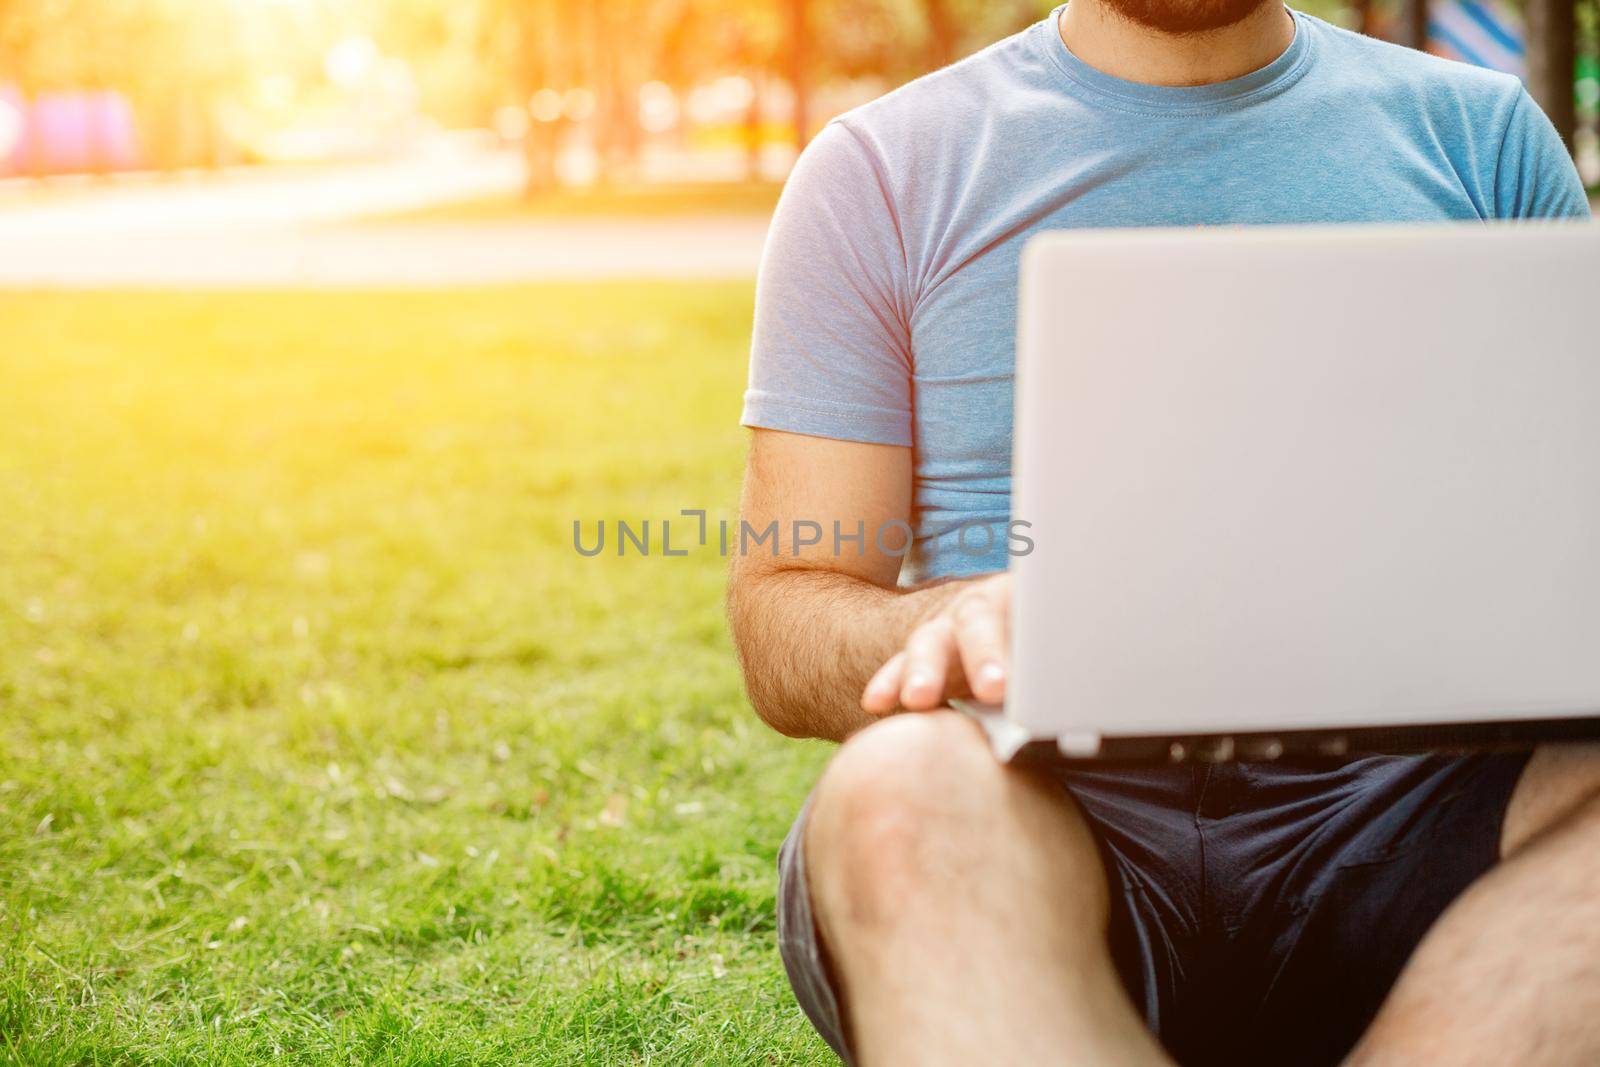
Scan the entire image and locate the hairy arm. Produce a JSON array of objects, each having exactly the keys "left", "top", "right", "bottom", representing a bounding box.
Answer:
[{"left": 727, "top": 429, "right": 1008, "bottom": 741}]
